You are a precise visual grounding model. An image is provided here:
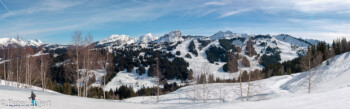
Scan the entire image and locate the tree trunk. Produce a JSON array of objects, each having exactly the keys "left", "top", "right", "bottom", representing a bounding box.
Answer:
[
  {"left": 41, "top": 55, "right": 44, "bottom": 91},
  {"left": 76, "top": 46, "right": 80, "bottom": 97},
  {"left": 3, "top": 49, "right": 6, "bottom": 85},
  {"left": 308, "top": 60, "right": 311, "bottom": 93},
  {"left": 239, "top": 70, "right": 243, "bottom": 102},
  {"left": 16, "top": 52, "right": 19, "bottom": 87},
  {"left": 103, "top": 52, "right": 108, "bottom": 99},
  {"left": 86, "top": 50, "right": 90, "bottom": 97},
  {"left": 246, "top": 50, "right": 252, "bottom": 101},
  {"left": 83, "top": 51, "right": 86, "bottom": 97},
  {"left": 19, "top": 57, "right": 22, "bottom": 87}
]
